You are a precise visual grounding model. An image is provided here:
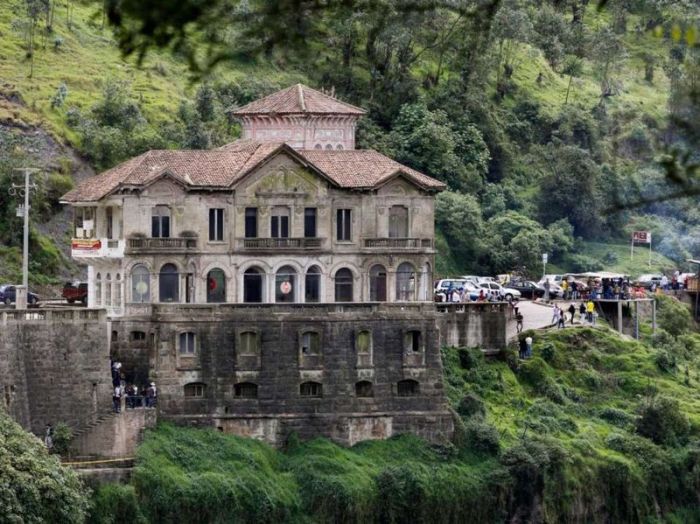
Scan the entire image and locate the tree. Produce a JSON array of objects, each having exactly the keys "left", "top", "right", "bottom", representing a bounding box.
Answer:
[
  {"left": 492, "top": 5, "right": 533, "bottom": 96},
  {"left": 0, "top": 411, "right": 89, "bottom": 522},
  {"left": 195, "top": 83, "right": 216, "bottom": 122},
  {"left": 435, "top": 191, "right": 486, "bottom": 267},
  {"left": 592, "top": 26, "right": 627, "bottom": 99},
  {"left": 561, "top": 55, "right": 583, "bottom": 104}
]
